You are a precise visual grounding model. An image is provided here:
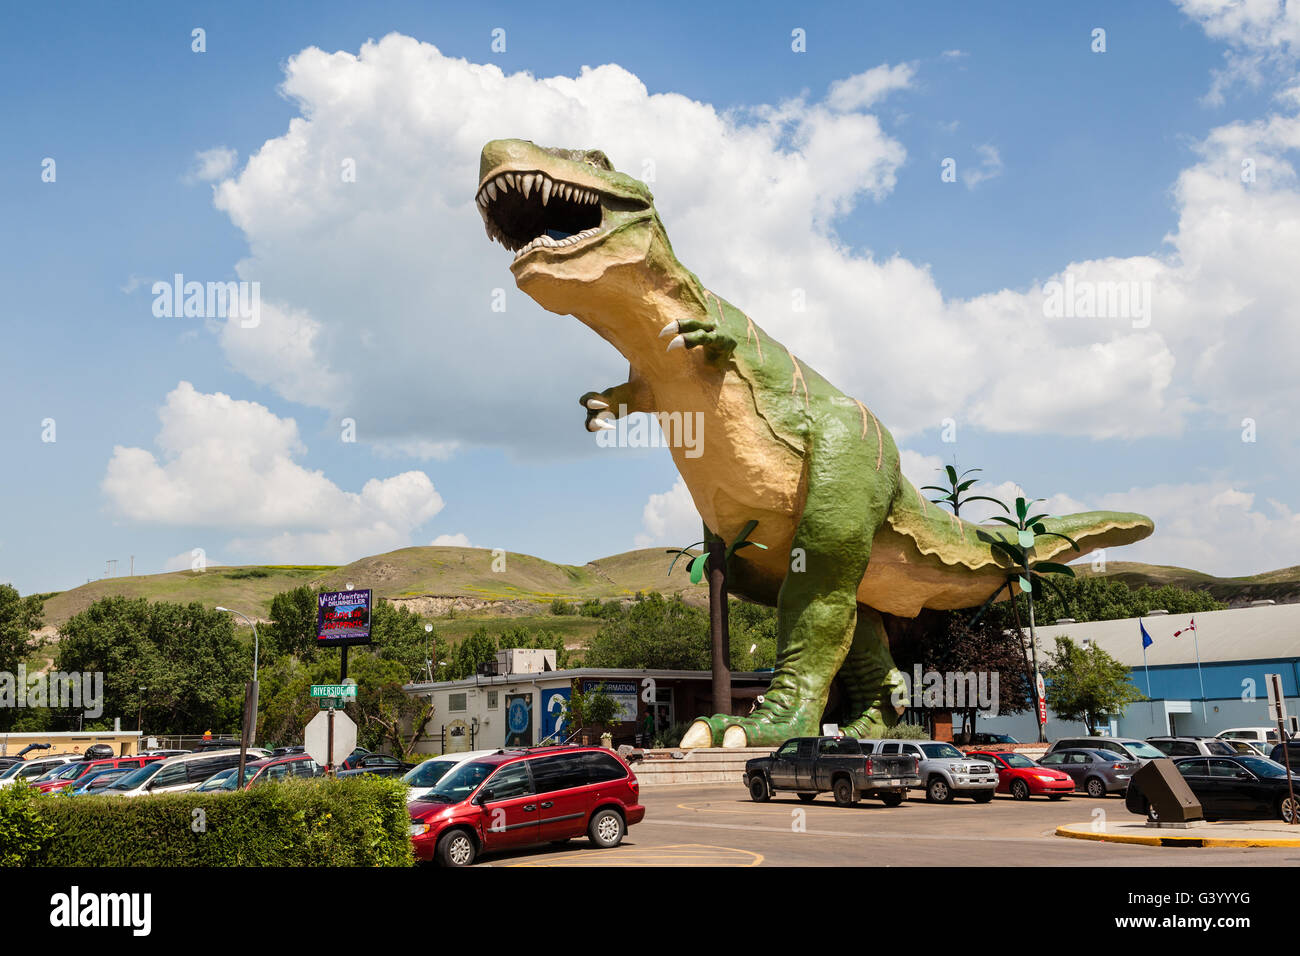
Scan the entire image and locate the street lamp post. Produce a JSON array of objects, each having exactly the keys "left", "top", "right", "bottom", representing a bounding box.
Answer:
[
  {"left": 137, "top": 685, "right": 146, "bottom": 735},
  {"left": 216, "top": 607, "right": 260, "bottom": 787}
]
